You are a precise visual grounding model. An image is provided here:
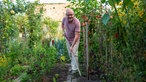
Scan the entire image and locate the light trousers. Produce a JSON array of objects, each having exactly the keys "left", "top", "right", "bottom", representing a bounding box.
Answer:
[{"left": 66, "top": 40, "right": 79, "bottom": 70}]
